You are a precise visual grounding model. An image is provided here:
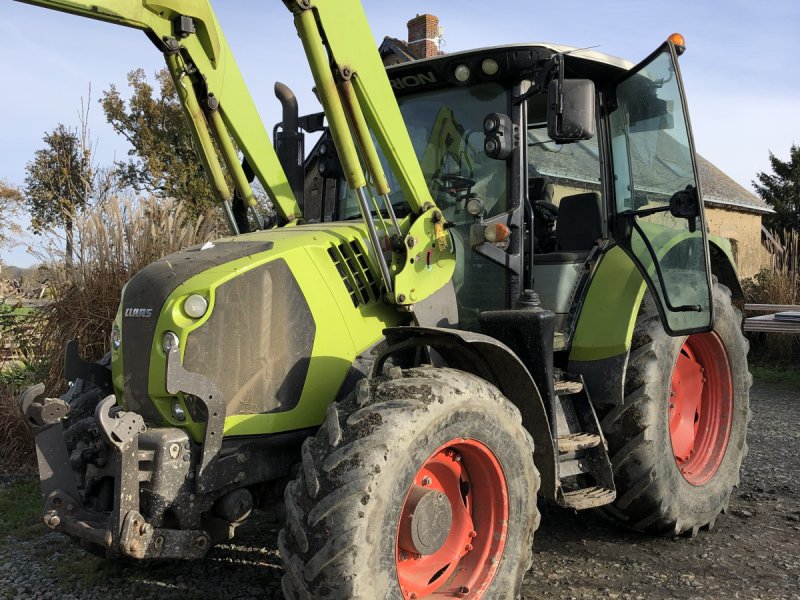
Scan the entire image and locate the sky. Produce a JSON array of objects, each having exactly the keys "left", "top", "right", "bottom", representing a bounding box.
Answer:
[{"left": 1, "top": 0, "right": 798, "bottom": 267}]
